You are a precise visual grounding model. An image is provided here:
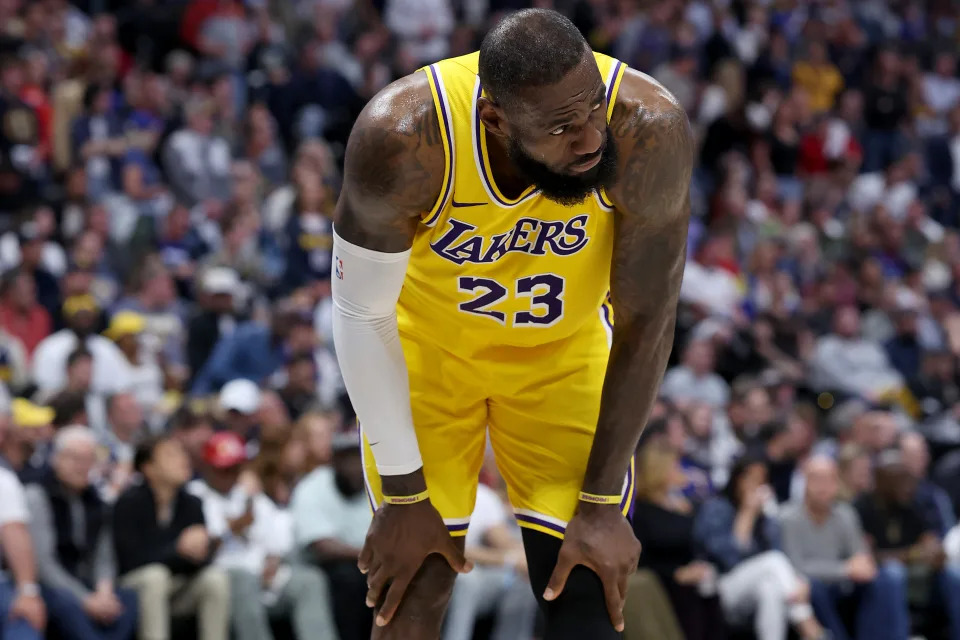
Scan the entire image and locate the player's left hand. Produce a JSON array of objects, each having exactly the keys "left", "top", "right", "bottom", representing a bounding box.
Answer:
[{"left": 543, "top": 503, "right": 641, "bottom": 632}]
